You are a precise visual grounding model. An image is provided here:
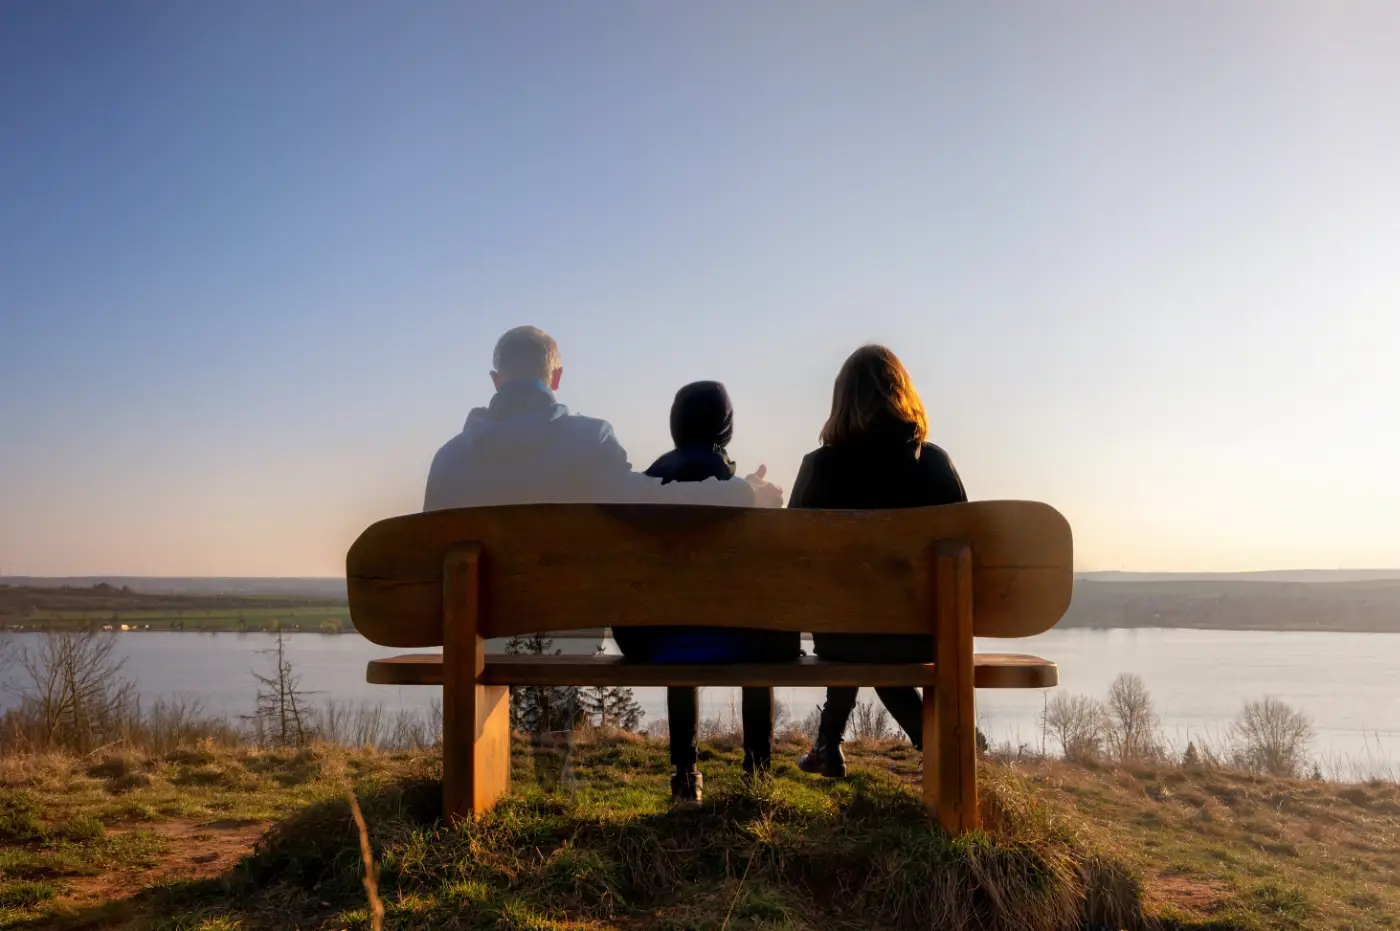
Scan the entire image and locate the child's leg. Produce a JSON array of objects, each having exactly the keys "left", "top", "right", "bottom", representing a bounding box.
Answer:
[
  {"left": 741, "top": 686, "right": 775, "bottom": 768},
  {"left": 667, "top": 686, "right": 700, "bottom": 771}
]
